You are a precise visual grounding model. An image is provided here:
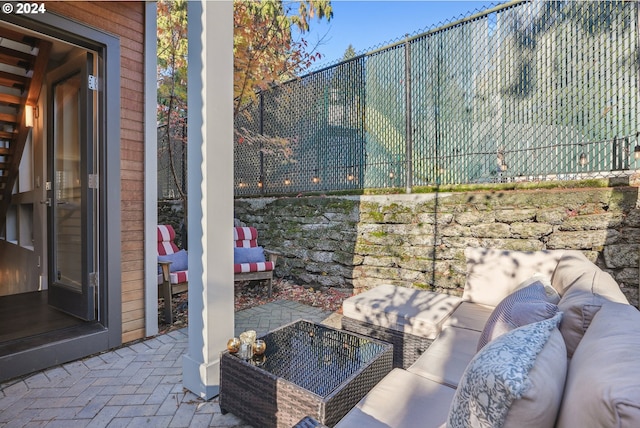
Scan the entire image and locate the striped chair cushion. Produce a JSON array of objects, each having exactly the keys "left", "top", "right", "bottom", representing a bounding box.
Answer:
[
  {"left": 234, "top": 226, "right": 258, "bottom": 248},
  {"left": 158, "top": 224, "right": 188, "bottom": 286},
  {"left": 169, "top": 270, "right": 188, "bottom": 284},
  {"left": 158, "top": 224, "right": 179, "bottom": 255},
  {"left": 234, "top": 261, "right": 275, "bottom": 274}
]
